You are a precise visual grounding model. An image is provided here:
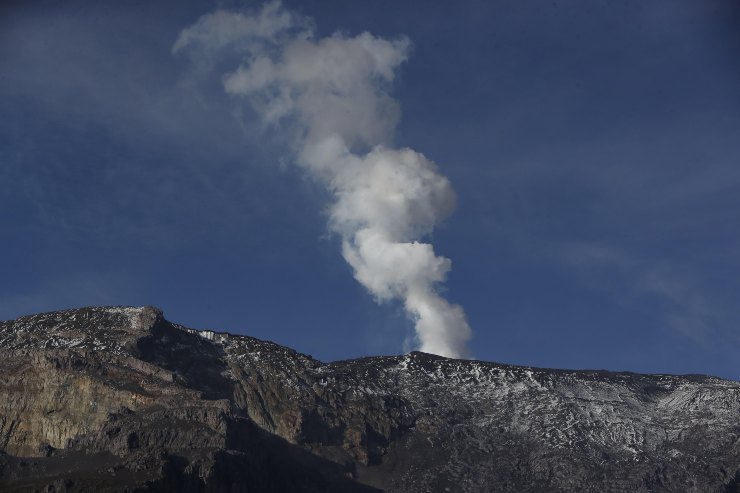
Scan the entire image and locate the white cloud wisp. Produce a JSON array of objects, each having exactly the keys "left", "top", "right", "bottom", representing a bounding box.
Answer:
[{"left": 174, "top": 1, "right": 472, "bottom": 358}]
